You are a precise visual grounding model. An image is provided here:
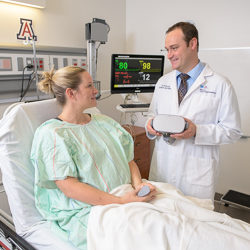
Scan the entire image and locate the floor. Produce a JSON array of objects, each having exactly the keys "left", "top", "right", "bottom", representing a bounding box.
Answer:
[{"left": 214, "top": 198, "right": 250, "bottom": 224}]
